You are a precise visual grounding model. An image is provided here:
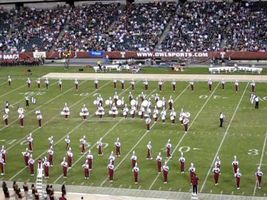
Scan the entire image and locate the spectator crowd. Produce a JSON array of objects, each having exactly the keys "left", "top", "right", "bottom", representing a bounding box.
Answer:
[{"left": 0, "top": 1, "right": 266, "bottom": 53}]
